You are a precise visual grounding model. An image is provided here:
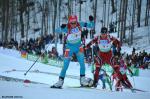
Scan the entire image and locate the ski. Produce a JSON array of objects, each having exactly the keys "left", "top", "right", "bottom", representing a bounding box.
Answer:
[
  {"left": 131, "top": 88, "right": 148, "bottom": 92},
  {"left": 117, "top": 87, "right": 148, "bottom": 92},
  {"left": 50, "top": 86, "right": 62, "bottom": 89},
  {"left": 66, "top": 86, "right": 113, "bottom": 92}
]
